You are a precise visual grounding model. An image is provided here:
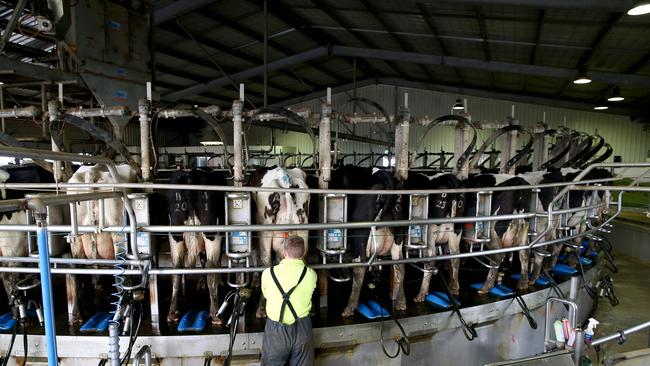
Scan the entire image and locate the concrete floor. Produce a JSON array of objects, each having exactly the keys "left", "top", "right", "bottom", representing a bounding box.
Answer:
[{"left": 586, "top": 252, "right": 650, "bottom": 363}]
